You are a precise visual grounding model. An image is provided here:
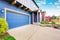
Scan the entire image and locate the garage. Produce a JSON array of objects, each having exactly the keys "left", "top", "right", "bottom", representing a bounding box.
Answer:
[{"left": 4, "top": 8, "right": 30, "bottom": 29}]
